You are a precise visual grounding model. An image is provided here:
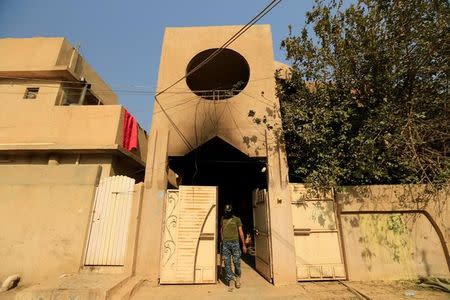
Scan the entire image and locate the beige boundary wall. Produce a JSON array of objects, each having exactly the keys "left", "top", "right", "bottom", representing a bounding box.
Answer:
[
  {"left": 0, "top": 165, "right": 101, "bottom": 285},
  {"left": 336, "top": 184, "right": 449, "bottom": 281},
  {"left": 0, "top": 166, "right": 145, "bottom": 286}
]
